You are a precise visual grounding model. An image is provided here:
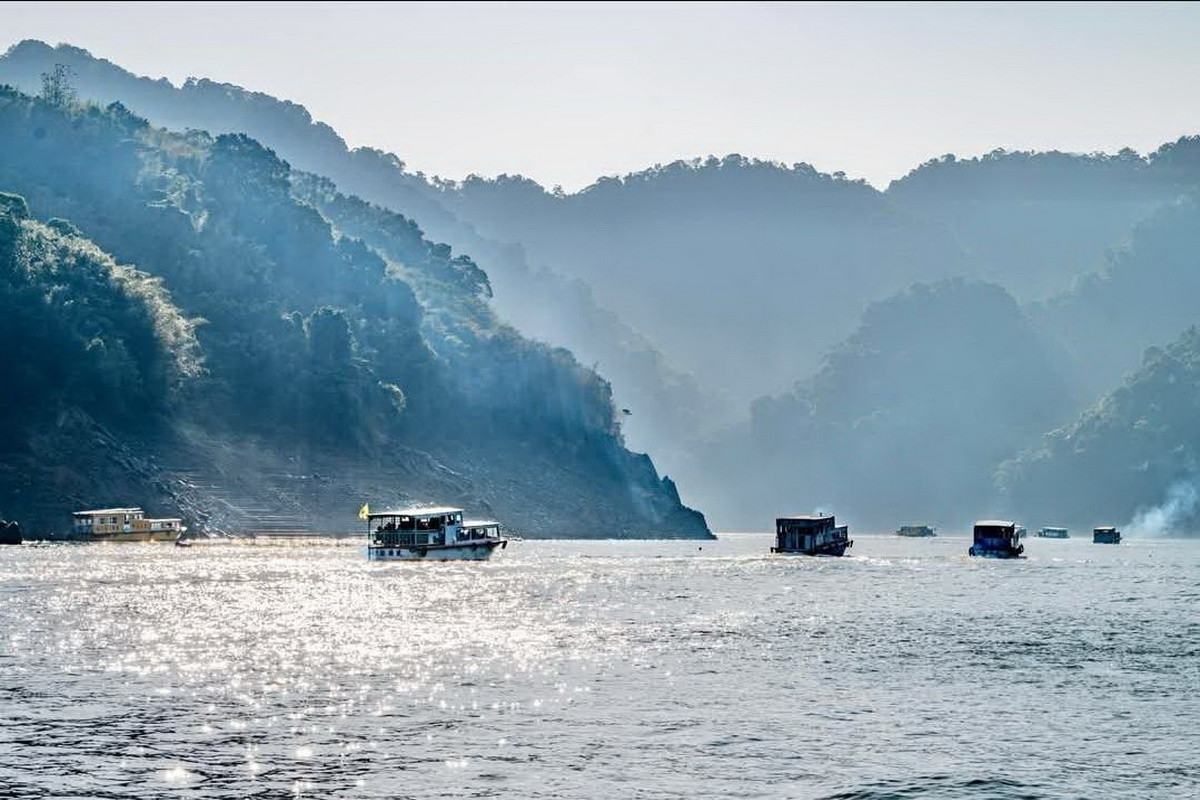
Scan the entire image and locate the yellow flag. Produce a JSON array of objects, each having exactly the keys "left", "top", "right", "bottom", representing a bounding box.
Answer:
[{"left": 358, "top": 503, "right": 370, "bottom": 520}]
